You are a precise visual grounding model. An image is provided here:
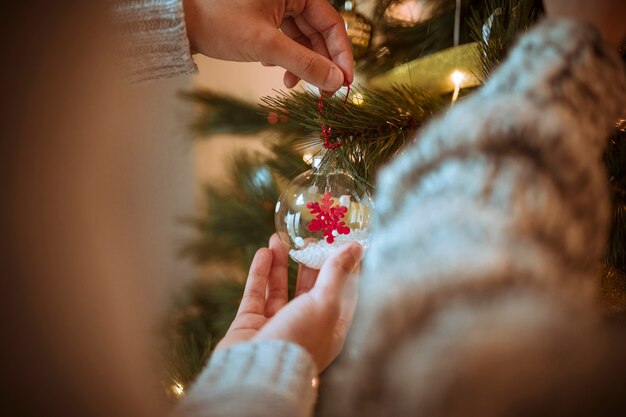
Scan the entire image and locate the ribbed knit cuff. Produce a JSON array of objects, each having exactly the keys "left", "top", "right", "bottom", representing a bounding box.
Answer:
[
  {"left": 113, "top": 0, "right": 197, "bottom": 83},
  {"left": 177, "top": 341, "right": 318, "bottom": 417}
]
